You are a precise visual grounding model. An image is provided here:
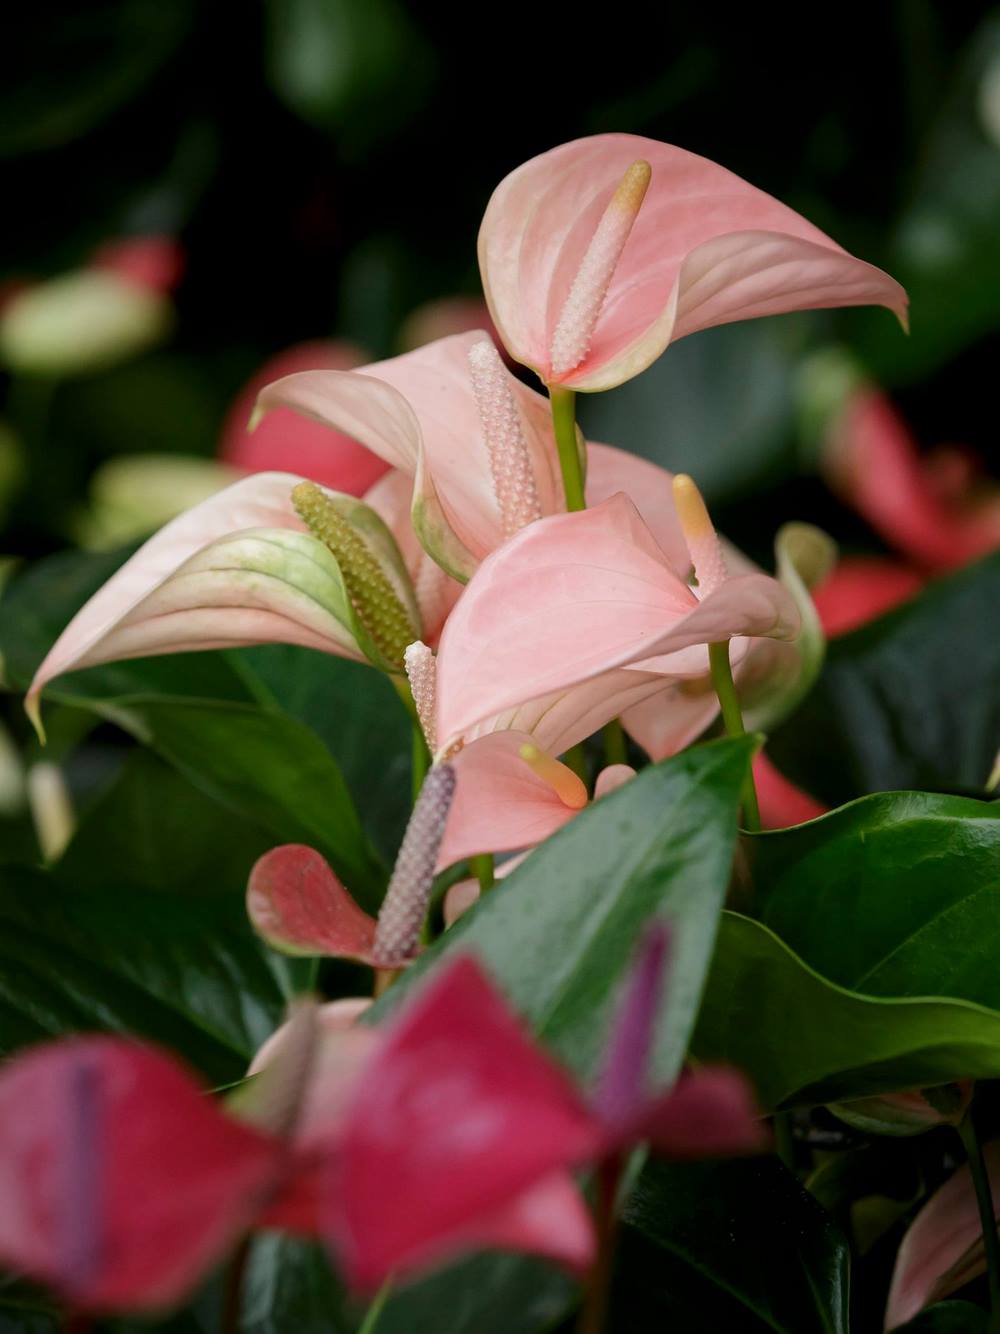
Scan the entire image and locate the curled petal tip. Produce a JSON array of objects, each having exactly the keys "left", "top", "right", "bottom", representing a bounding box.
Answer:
[
  {"left": 24, "top": 689, "right": 46, "bottom": 746},
  {"left": 247, "top": 403, "right": 265, "bottom": 433}
]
